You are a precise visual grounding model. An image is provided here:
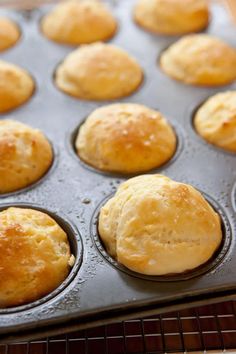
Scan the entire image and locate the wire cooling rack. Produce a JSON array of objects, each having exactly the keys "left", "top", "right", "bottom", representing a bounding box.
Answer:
[{"left": 1, "top": 301, "right": 236, "bottom": 353}]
